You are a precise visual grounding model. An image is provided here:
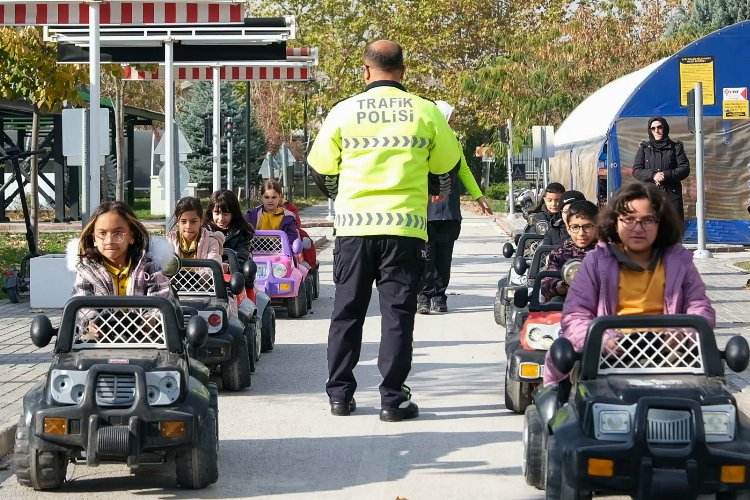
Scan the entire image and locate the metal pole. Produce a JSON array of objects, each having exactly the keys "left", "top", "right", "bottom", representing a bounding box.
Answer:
[
  {"left": 87, "top": 1, "right": 101, "bottom": 216},
  {"left": 542, "top": 128, "right": 549, "bottom": 187},
  {"left": 245, "top": 82, "right": 251, "bottom": 207},
  {"left": 693, "top": 82, "right": 712, "bottom": 259},
  {"left": 507, "top": 119, "right": 514, "bottom": 216},
  {"left": 326, "top": 198, "right": 334, "bottom": 222},
  {"left": 212, "top": 68, "right": 221, "bottom": 193},
  {"left": 227, "top": 138, "right": 233, "bottom": 191},
  {"left": 483, "top": 159, "right": 490, "bottom": 194},
  {"left": 164, "top": 39, "right": 175, "bottom": 231},
  {"left": 303, "top": 91, "right": 309, "bottom": 199},
  {"left": 280, "top": 144, "right": 291, "bottom": 202},
  {"left": 81, "top": 109, "right": 89, "bottom": 223}
]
